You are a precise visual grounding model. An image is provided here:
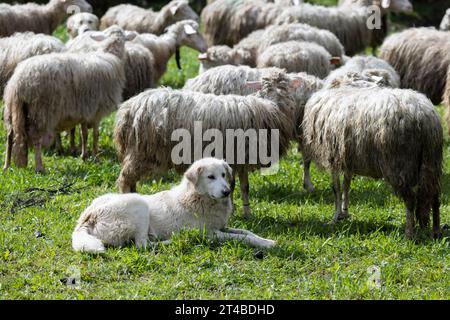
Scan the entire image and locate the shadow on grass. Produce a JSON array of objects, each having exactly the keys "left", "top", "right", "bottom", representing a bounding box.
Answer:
[{"left": 251, "top": 181, "right": 392, "bottom": 208}]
